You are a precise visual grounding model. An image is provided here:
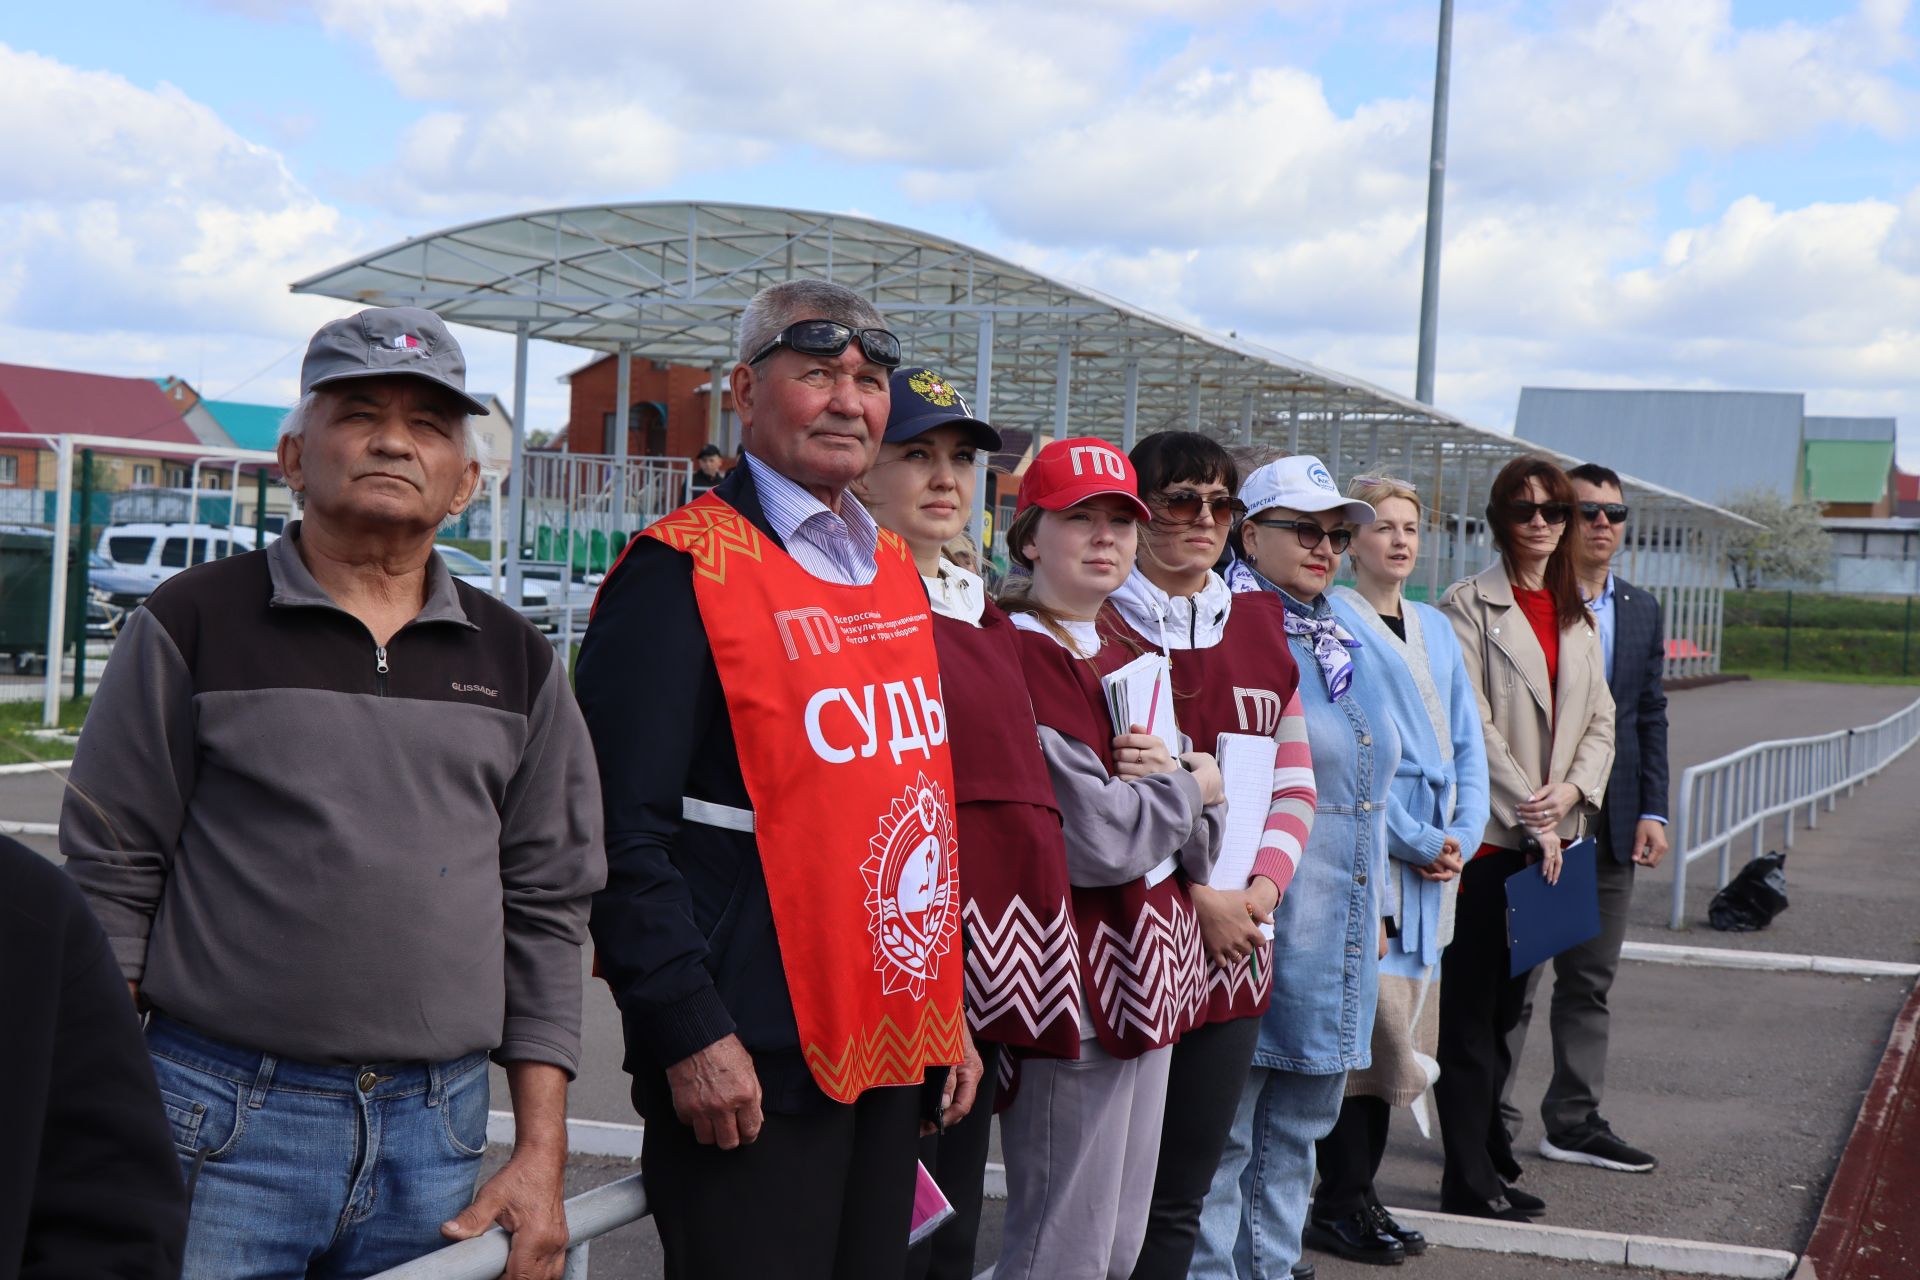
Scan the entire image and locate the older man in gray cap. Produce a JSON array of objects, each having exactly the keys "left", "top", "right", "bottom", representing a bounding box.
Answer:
[{"left": 62, "top": 306, "right": 605, "bottom": 1280}]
